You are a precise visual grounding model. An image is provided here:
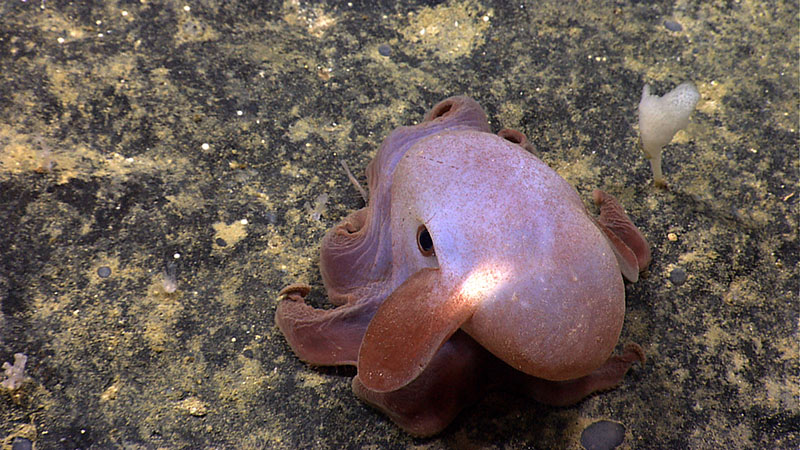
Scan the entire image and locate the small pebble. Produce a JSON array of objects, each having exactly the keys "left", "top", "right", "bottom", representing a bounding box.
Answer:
[
  {"left": 11, "top": 437, "right": 33, "bottom": 450},
  {"left": 97, "top": 266, "right": 112, "bottom": 278},
  {"left": 243, "top": 349, "right": 254, "bottom": 359},
  {"left": 669, "top": 267, "right": 688, "bottom": 285},
  {"left": 378, "top": 44, "right": 392, "bottom": 56},
  {"left": 215, "top": 238, "right": 227, "bottom": 247},
  {"left": 580, "top": 420, "right": 625, "bottom": 450},
  {"left": 663, "top": 20, "right": 683, "bottom": 32}
]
